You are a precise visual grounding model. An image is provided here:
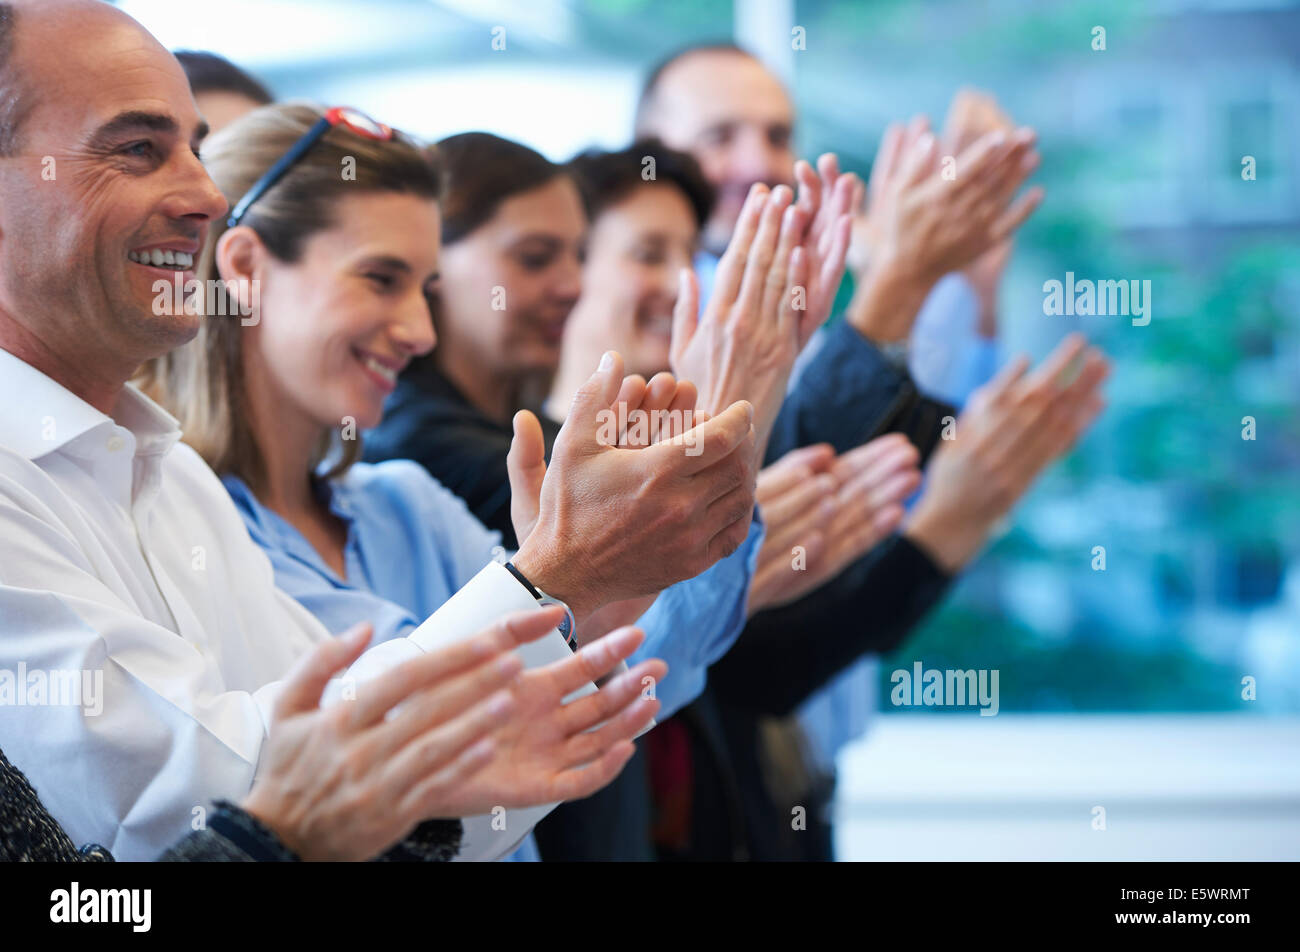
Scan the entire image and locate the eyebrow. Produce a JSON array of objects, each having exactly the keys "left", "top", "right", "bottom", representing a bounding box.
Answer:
[
  {"left": 87, "top": 110, "right": 208, "bottom": 149},
  {"left": 358, "top": 255, "right": 412, "bottom": 273}
]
